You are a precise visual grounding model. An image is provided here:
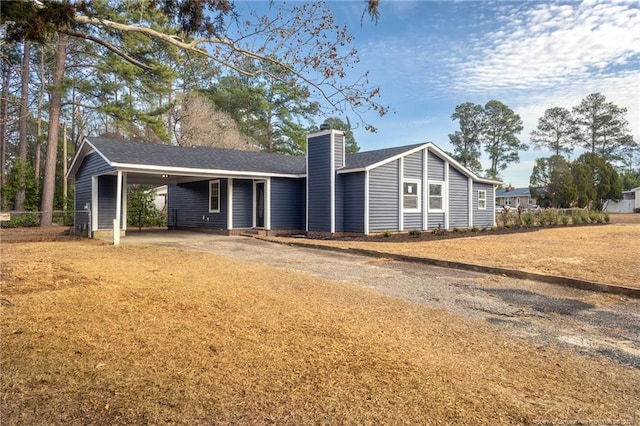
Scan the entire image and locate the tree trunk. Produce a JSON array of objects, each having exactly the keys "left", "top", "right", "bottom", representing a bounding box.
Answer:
[
  {"left": 35, "top": 46, "right": 46, "bottom": 179},
  {"left": 40, "top": 34, "right": 68, "bottom": 227},
  {"left": 0, "top": 63, "right": 10, "bottom": 208},
  {"left": 15, "top": 41, "right": 31, "bottom": 211}
]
